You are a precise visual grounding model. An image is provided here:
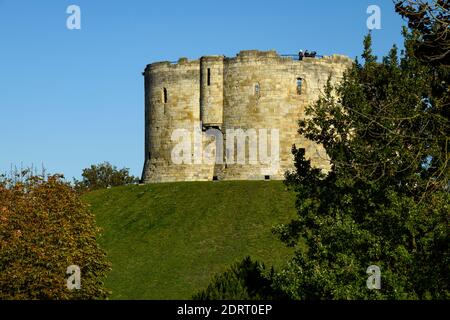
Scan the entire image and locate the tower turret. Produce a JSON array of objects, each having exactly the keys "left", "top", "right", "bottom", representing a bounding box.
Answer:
[{"left": 200, "top": 56, "right": 224, "bottom": 129}]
